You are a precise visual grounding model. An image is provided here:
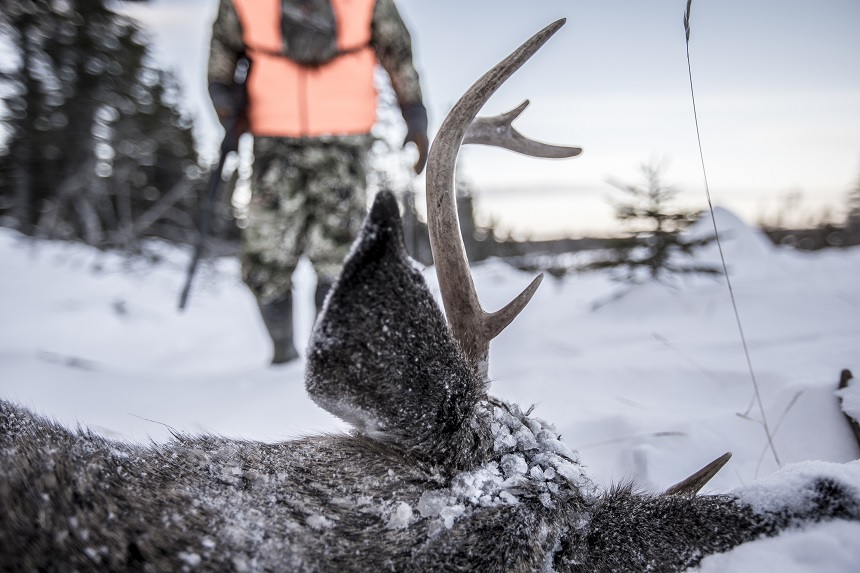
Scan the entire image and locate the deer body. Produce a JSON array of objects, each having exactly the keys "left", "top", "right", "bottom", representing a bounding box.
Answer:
[{"left": 2, "top": 20, "right": 859, "bottom": 572}]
